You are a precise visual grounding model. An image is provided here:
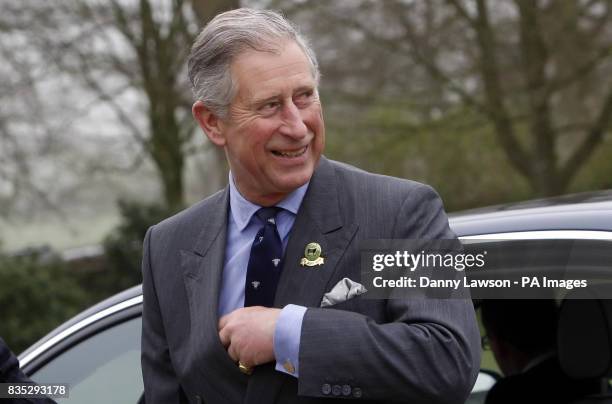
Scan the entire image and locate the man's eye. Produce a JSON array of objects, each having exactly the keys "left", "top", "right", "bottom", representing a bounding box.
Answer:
[
  {"left": 294, "top": 90, "right": 315, "bottom": 107},
  {"left": 259, "top": 101, "right": 281, "bottom": 113}
]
